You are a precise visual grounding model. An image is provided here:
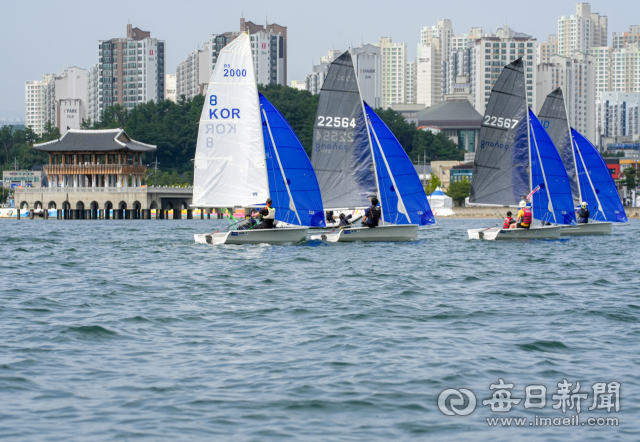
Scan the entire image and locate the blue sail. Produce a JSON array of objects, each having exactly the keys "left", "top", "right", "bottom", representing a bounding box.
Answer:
[
  {"left": 364, "top": 102, "right": 435, "bottom": 226},
  {"left": 259, "top": 93, "right": 326, "bottom": 227},
  {"left": 529, "top": 109, "right": 577, "bottom": 225},
  {"left": 572, "top": 129, "right": 627, "bottom": 223}
]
